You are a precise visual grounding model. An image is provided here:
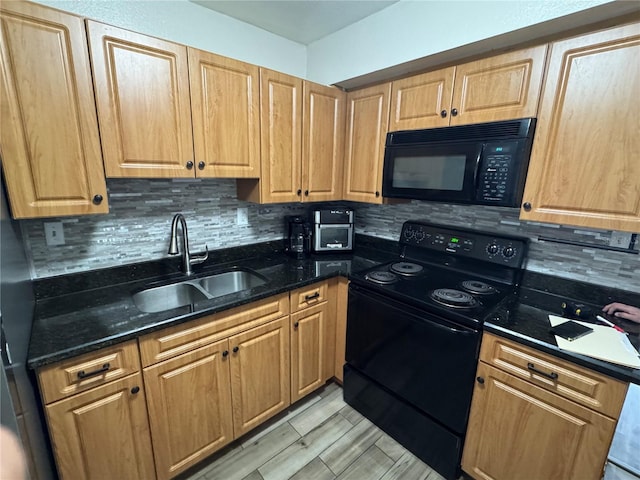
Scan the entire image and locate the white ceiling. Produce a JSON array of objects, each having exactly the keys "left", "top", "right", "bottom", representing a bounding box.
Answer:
[{"left": 190, "top": 0, "right": 399, "bottom": 45}]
